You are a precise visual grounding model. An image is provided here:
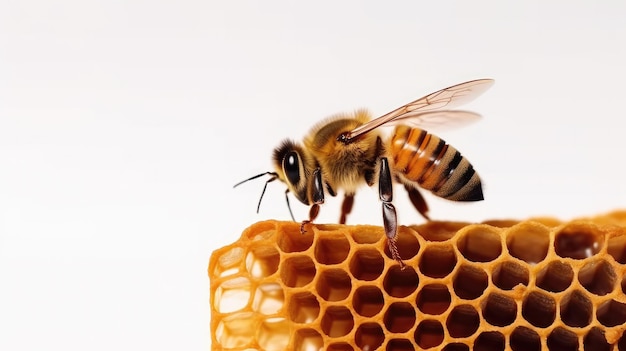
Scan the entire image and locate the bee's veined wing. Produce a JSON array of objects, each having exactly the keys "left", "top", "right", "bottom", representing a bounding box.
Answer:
[
  {"left": 347, "top": 79, "right": 494, "bottom": 140},
  {"left": 385, "top": 110, "right": 482, "bottom": 131}
]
